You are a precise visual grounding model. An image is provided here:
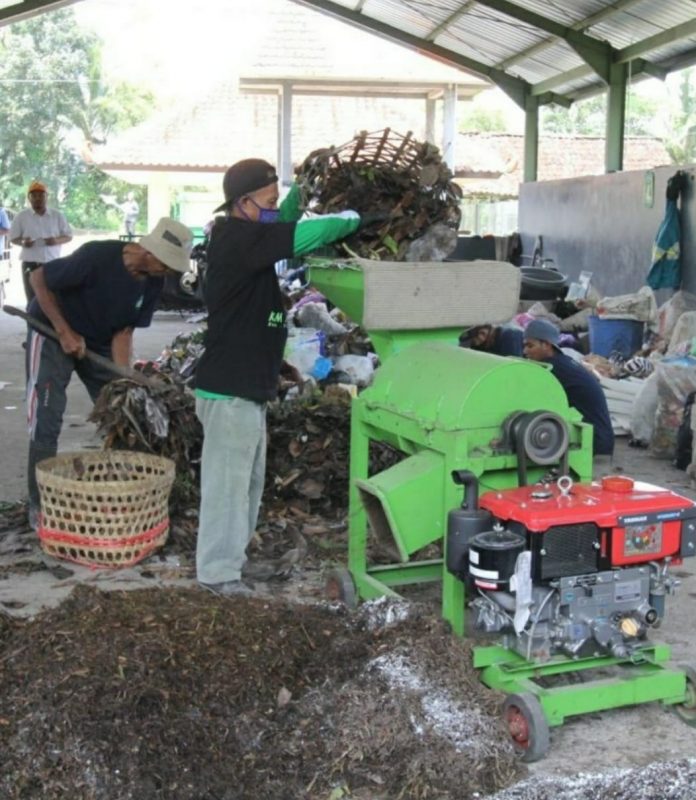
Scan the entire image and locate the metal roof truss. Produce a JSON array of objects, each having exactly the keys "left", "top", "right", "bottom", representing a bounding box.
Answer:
[{"left": 291, "top": 0, "right": 696, "bottom": 110}]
